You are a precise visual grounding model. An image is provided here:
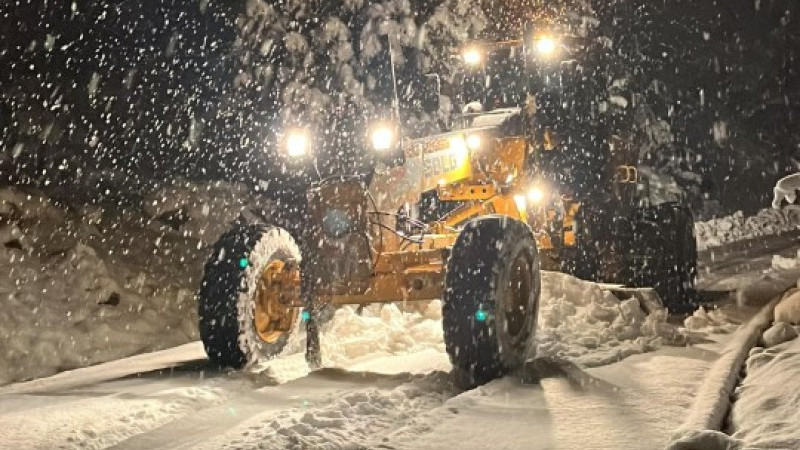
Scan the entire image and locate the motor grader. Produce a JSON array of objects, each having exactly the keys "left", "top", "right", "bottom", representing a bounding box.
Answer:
[{"left": 197, "top": 23, "right": 697, "bottom": 389}]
